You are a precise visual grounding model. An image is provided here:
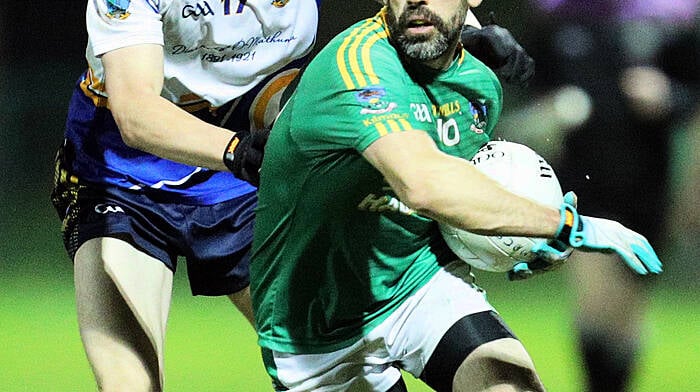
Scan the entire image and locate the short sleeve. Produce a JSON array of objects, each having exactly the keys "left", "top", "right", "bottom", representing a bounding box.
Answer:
[
  {"left": 87, "top": 0, "right": 164, "bottom": 57},
  {"left": 290, "top": 19, "right": 433, "bottom": 154}
]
